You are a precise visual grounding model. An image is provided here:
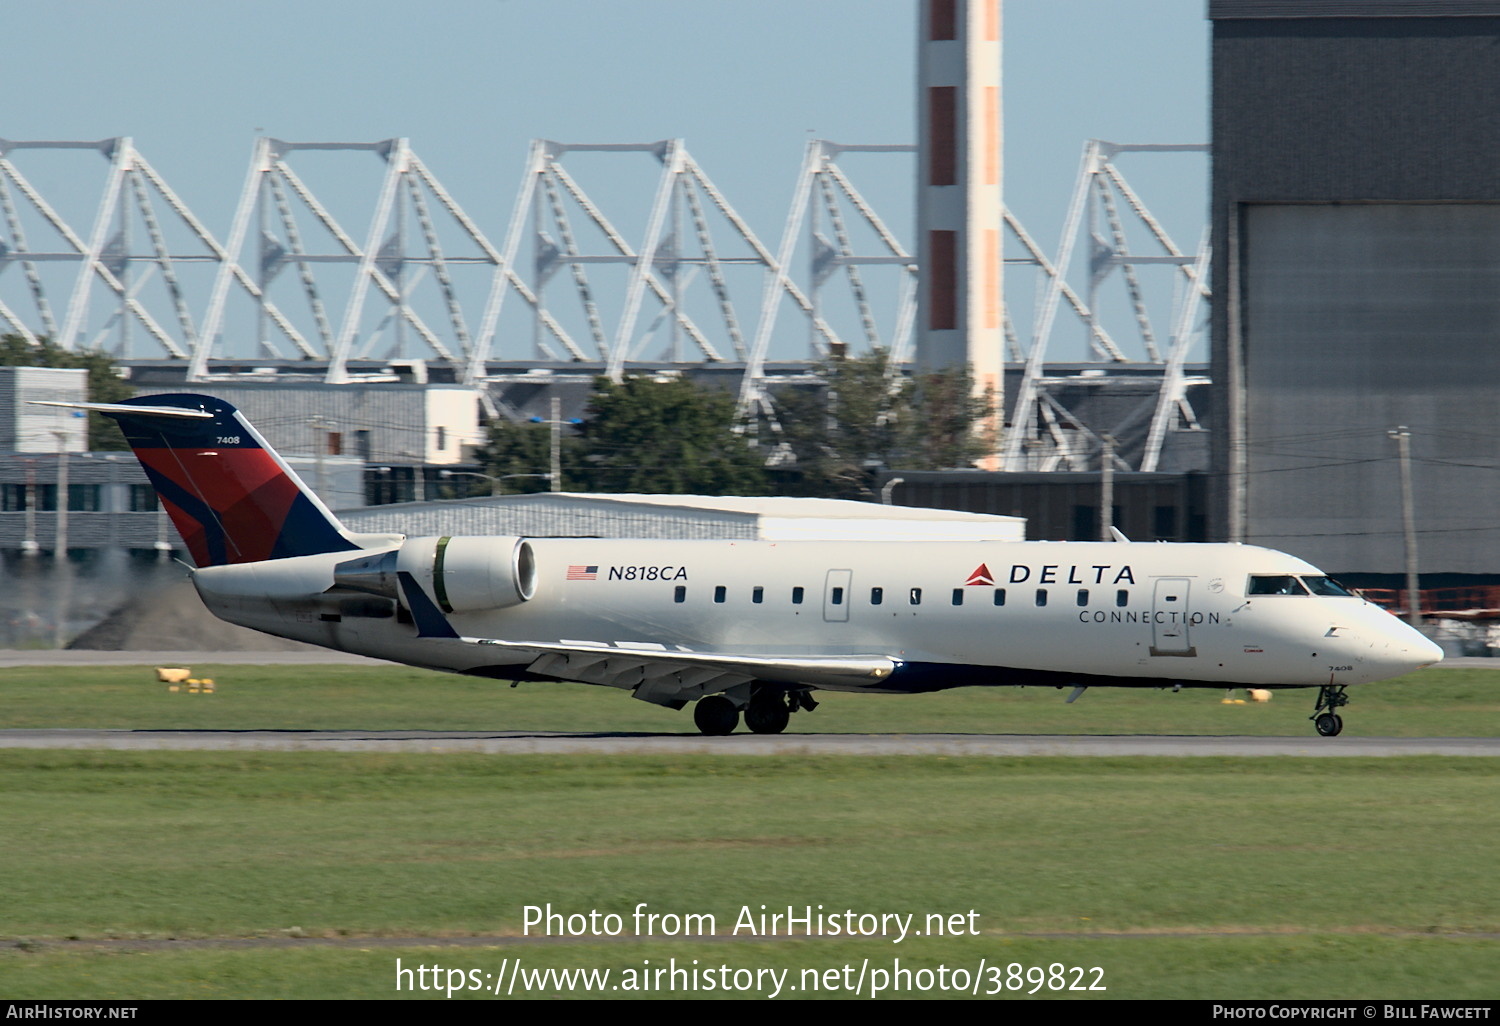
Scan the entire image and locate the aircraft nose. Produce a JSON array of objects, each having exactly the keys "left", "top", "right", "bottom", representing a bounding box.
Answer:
[
  {"left": 1408, "top": 633, "right": 1445, "bottom": 668},
  {"left": 1370, "top": 625, "right": 1444, "bottom": 675}
]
